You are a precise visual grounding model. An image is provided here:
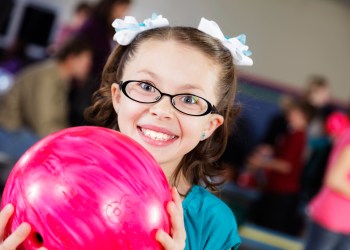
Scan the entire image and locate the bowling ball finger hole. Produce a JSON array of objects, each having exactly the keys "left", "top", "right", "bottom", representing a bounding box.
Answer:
[
  {"left": 35, "top": 232, "right": 44, "bottom": 244},
  {"left": 29, "top": 231, "right": 44, "bottom": 247}
]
